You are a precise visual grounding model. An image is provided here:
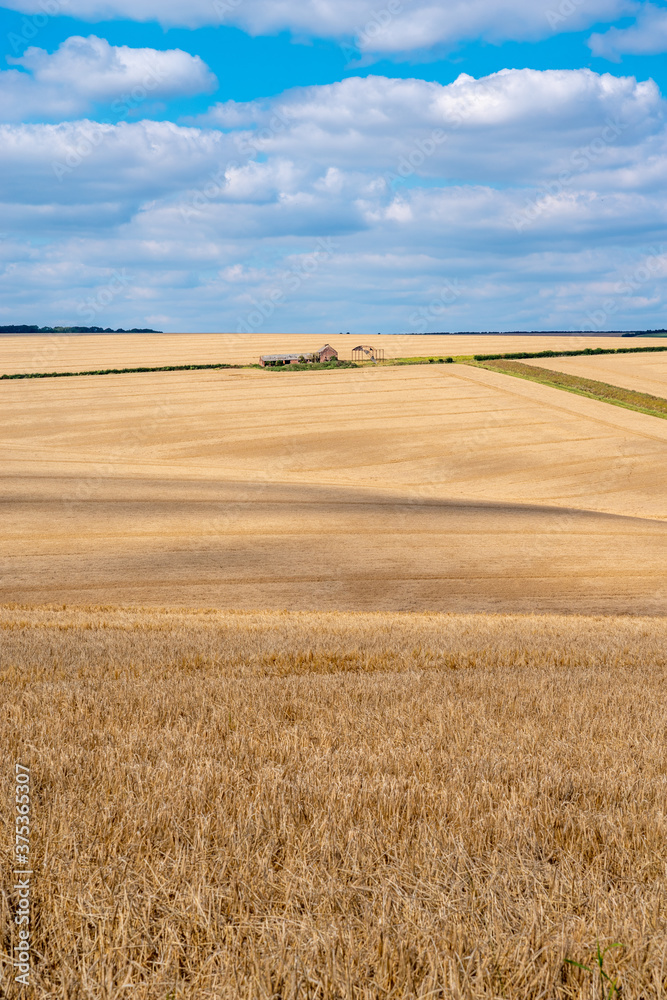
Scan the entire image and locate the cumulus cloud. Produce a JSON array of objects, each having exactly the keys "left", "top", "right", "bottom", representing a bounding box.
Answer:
[
  {"left": 1, "top": 68, "right": 666, "bottom": 332},
  {"left": 0, "top": 119, "right": 235, "bottom": 218},
  {"left": 0, "top": 35, "right": 217, "bottom": 122},
  {"left": 1, "top": 0, "right": 636, "bottom": 51},
  {"left": 200, "top": 70, "right": 664, "bottom": 185},
  {"left": 589, "top": 3, "right": 667, "bottom": 59}
]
